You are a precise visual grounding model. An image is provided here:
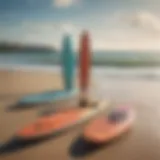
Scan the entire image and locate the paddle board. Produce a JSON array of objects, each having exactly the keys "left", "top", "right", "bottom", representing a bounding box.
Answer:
[
  {"left": 17, "top": 35, "right": 77, "bottom": 106},
  {"left": 16, "top": 100, "right": 108, "bottom": 141},
  {"left": 83, "top": 106, "right": 135, "bottom": 144}
]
